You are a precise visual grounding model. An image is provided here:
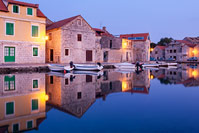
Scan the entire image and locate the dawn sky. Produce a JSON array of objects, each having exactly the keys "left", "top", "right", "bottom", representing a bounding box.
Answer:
[{"left": 23, "top": 0, "right": 199, "bottom": 42}]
